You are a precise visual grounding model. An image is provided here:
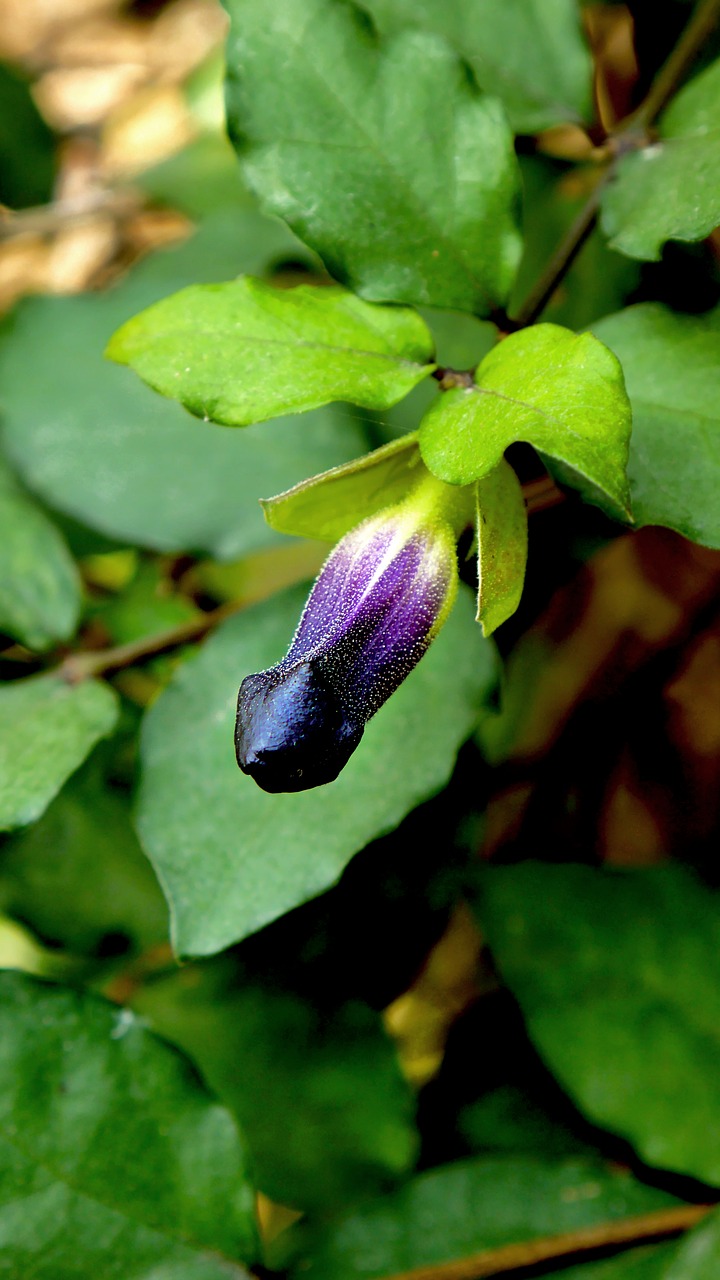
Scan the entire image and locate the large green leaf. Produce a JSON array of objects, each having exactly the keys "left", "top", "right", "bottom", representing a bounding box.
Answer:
[
  {"left": 419, "top": 324, "right": 632, "bottom": 519},
  {"left": 0, "top": 456, "right": 80, "bottom": 651},
  {"left": 224, "top": 0, "right": 522, "bottom": 313},
  {"left": 592, "top": 304, "right": 720, "bottom": 547},
  {"left": 475, "top": 862, "right": 720, "bottom": 1187},
  {"left": 0, "top": 971, "right": 257, "bottom": 1279},
  {"left": 135, "top": 959, "right": 417, "bottom": 1212},
  {"left": 359, "top": 0, "right": 593, "bottom": 134},
  {"left": 286, "top": 1155, "right": 681, "bottom": 1280},
  {"left": 137, "top": 583, "right": 496, "bottom": 957},
  {"left": 0, "top": 212, "right": 366, "bottom": 558},
  {"left": 108, "top": 281, "right": 435, "bottom": 425},
  {"left": 0, "top": 675, "right": 118, "bottom": 832},
  {"left": 0, "top": 755, "right": 168, "bottom": 956},
  {"left": 601, "top": 58, "right": 720, "bottom": 261}
]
